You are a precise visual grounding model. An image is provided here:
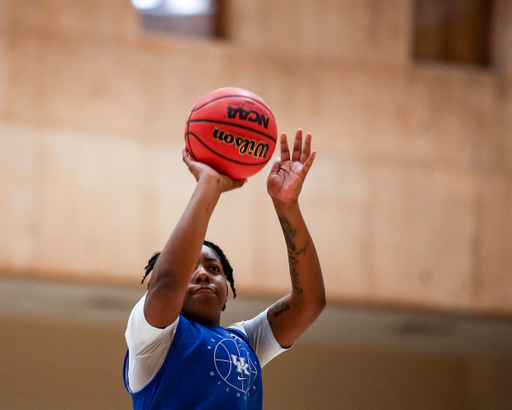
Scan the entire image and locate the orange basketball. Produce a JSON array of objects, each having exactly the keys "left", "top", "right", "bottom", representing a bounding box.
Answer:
[{"left": 185, "top": 87, "right": 278, "bottom": 179}]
